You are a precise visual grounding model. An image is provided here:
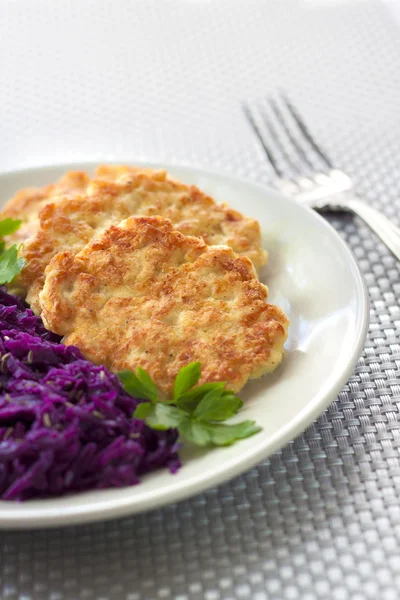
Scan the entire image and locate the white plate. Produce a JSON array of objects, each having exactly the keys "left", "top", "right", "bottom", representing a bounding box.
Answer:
[{"left": 0, "top": 162, "right": 369, "bottom": 529}]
